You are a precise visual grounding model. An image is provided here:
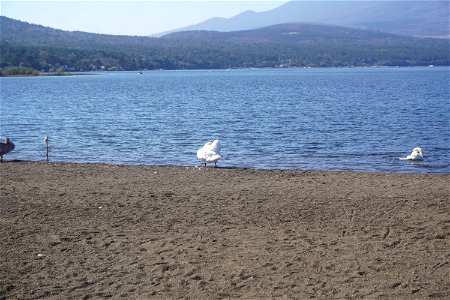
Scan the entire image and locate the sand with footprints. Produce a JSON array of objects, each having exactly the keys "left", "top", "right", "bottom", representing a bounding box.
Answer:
[{"left": 1, "top": 162, "right": 448, "bottom": 299}]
